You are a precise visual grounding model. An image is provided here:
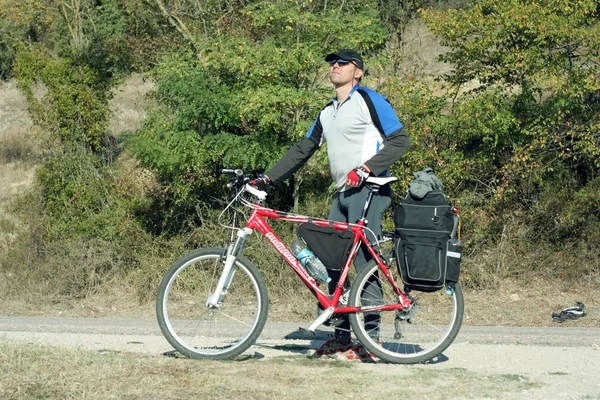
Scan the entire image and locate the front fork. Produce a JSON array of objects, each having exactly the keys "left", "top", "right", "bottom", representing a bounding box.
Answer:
[{"left": 206, "top": 227, "right": 253, "bottom": 308}]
